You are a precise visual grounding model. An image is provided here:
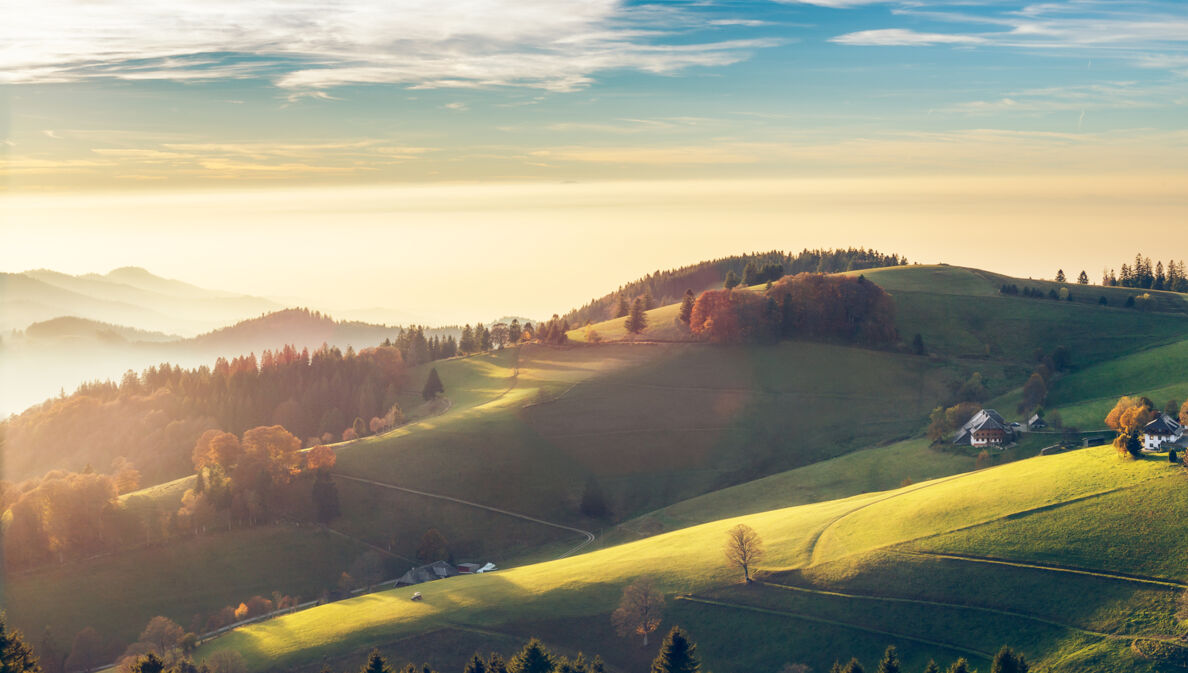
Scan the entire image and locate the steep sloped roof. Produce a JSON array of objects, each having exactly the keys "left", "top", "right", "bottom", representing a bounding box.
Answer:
[{"left": 1145, "top": 413, "right": 1182, "bottom": 436}]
